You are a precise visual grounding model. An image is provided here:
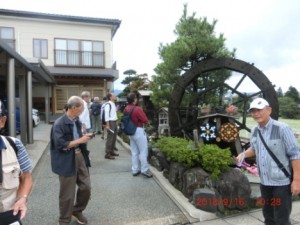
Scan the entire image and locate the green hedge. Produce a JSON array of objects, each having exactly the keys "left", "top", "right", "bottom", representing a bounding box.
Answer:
[{"left": 155, "top": 136, "right": 232, "bottom": 180}]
